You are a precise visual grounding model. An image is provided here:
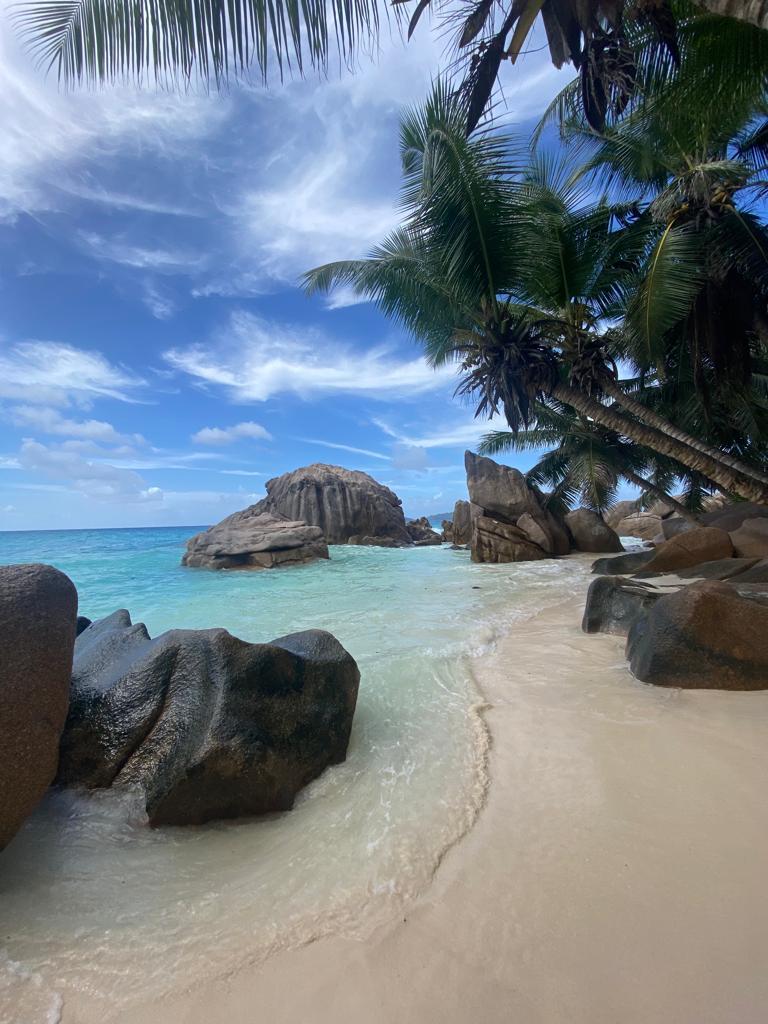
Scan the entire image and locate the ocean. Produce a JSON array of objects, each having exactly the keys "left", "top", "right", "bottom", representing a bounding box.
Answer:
[{"left": 0, "top": 526, "right": 593, "bottom": 1021}]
